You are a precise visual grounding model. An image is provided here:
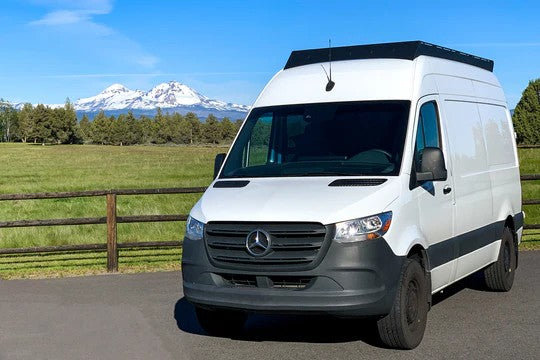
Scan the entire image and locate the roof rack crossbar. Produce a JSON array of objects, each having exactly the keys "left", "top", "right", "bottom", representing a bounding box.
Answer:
[{"left": 284, "top": 41, "right": 494, "bottom": 72}]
